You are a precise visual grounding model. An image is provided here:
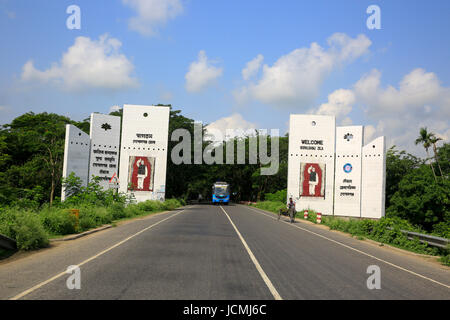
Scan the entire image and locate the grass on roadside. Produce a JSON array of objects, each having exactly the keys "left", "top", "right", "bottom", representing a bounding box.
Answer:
[{"left": 0, "top": 199, "right": 185, "bottom": 253}]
